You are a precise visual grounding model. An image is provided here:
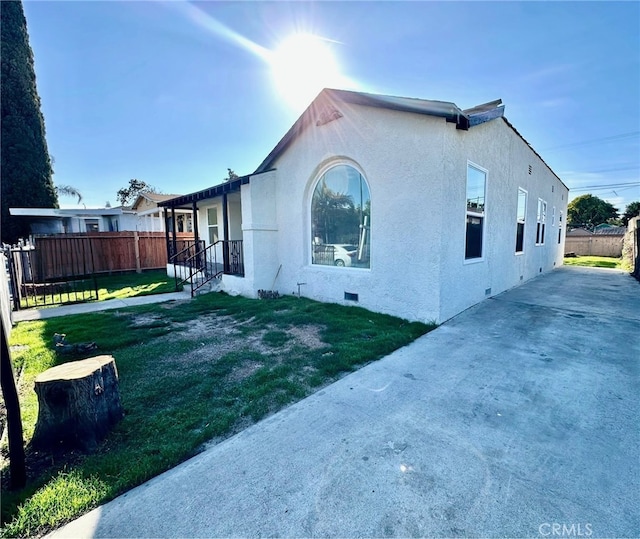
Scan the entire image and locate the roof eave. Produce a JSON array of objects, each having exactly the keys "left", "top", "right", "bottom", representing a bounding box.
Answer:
[
  {"left": 255, "top": 88, "right": 477, "bottom": 174},
  {"left": 158, "top": 174, "right": 252, "bottom": 209}
]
